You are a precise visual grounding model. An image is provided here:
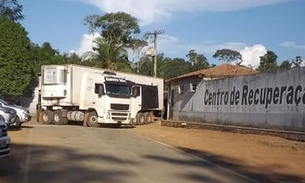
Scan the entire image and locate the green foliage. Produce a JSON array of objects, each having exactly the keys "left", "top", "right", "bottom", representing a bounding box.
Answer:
[
  {"left": 0, "top": 16, "right": 32, "bottom": 98},
  {"left": 186, "top": 50, "right": 209, "bottom": 71},
  {"left": 213, "top": 49, "right": 243, "bottom": 64},
  {"left": 83, "top": 12, "right": 145, "bottom": 71},
  {"left": 63, "top": 52, "right": 82, "bottom": 64},
  {"left": 0, "top": 0, "right": 24, "bottom": 21},
  {"left": 30, "top": 42, "right": 65, "bottom": 75},
  {"left": 136, "top": 56, "right": 154, "bottom": 76},
  {"left": 136, "top": 54, "right": 167, "bottom": 77},
  {"left": 279, "top": 60, "right": 291, "bottom": 70},
  {"left": 84, "top": 12, "right": 140, "bottom": 44},
  {"left": 257, "top": 50, "right": 278, "bottom": 72},
  {"left": 82, "top": 37, "right": 130, "bottom": 70},
  {"left": 159, "top": 57, "right": 191, "bottom": 79},
  {"left": 137, "top": 50, "right": 212, "bottom": 79}
]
